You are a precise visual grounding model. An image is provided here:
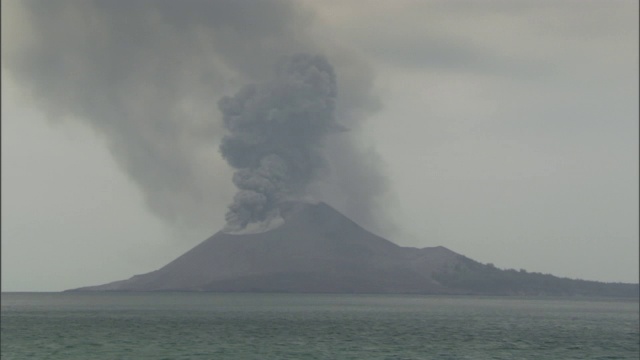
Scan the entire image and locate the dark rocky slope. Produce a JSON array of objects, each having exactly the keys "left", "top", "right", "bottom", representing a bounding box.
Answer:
[{"left": 69, "top": 202, "right": 638, "bottom": 297}]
